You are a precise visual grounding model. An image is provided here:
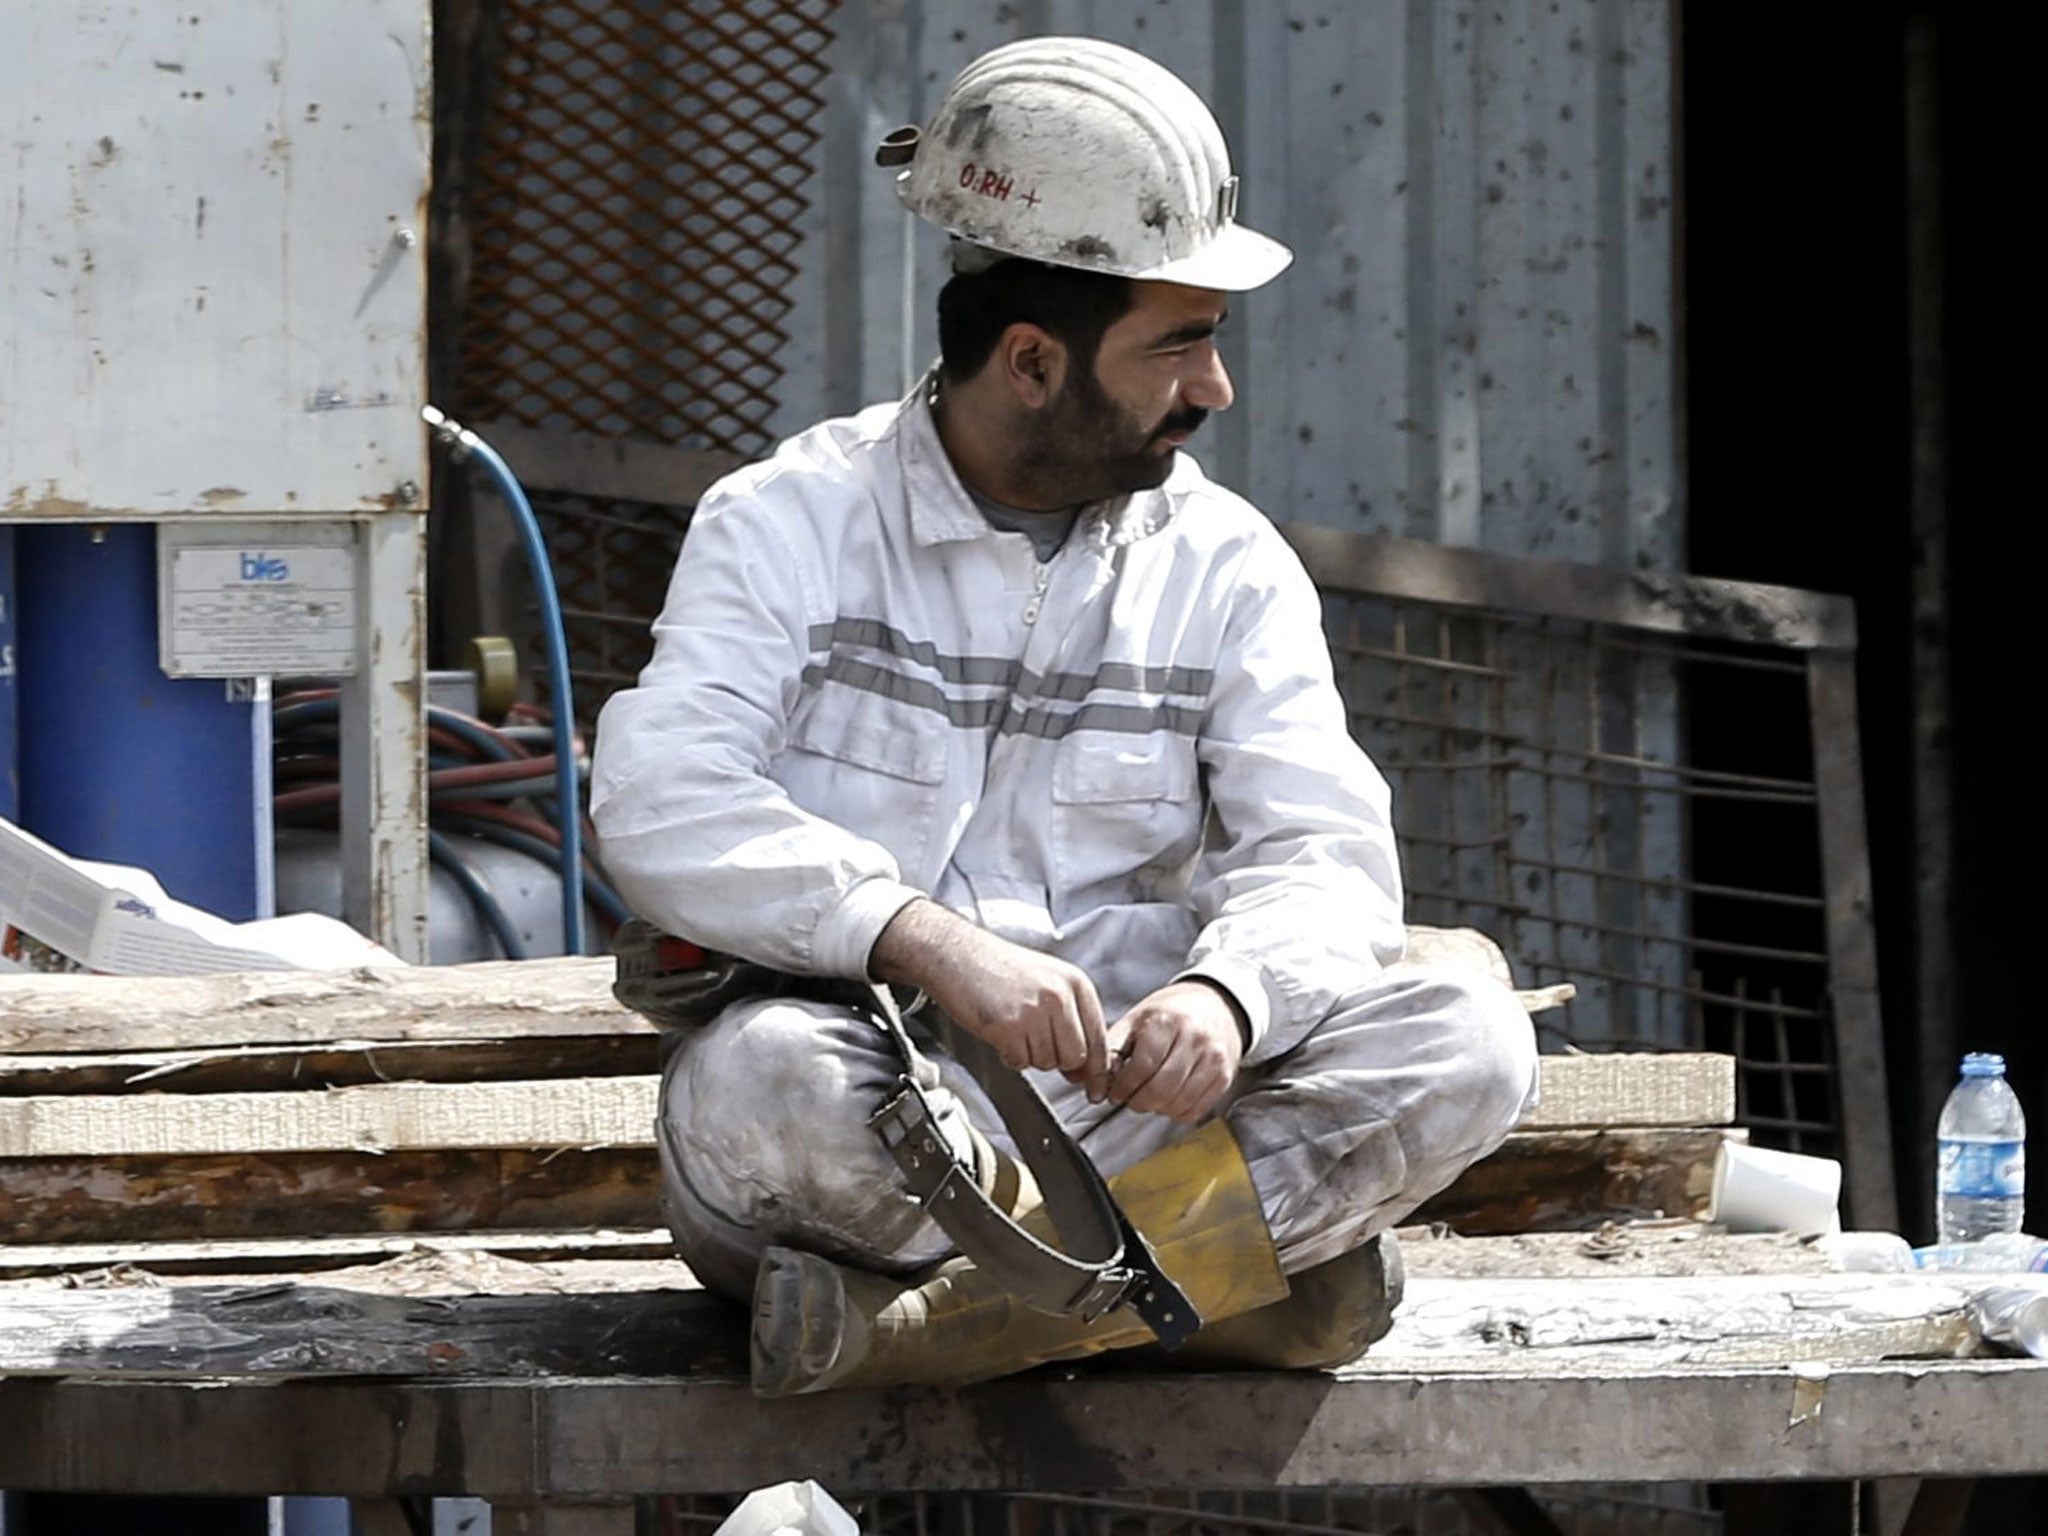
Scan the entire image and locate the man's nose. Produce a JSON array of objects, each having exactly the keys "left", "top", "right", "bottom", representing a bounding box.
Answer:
[{"left": 1186, "top": 347, "right": 1235, "bottom": 412}]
